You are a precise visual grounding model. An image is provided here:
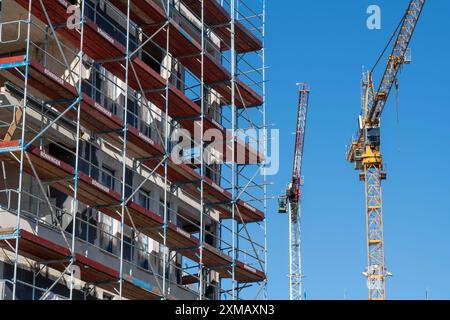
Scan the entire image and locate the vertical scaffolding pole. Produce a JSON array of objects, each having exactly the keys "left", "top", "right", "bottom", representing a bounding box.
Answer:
[
  {"left": 199, "top": 0, "right": 205, "bottom": 300},
  {"left": 69, "top": 0, "right": 86, "bottom": 300},
  {"left": 11, "top": 0, "right": 33, "bottom": 300},
  {"left": 262, "top": 0, "right": 268, "bottom": 300},
  {"left": 119, "top": 0, "right": 131, "bottom": 299},
  {"left": 230, "top": 0, "right": 237, "bottom": 301},
  {"left": 162, "top": 0, "right": 171, "bottom": 300}
]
